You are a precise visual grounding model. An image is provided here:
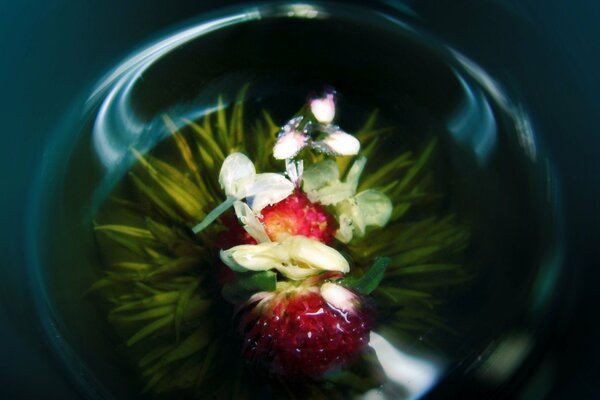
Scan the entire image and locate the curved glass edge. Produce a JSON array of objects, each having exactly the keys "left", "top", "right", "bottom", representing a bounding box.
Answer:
[{"left": 23, "top": 1, "right": 567, "bottom": 399}]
